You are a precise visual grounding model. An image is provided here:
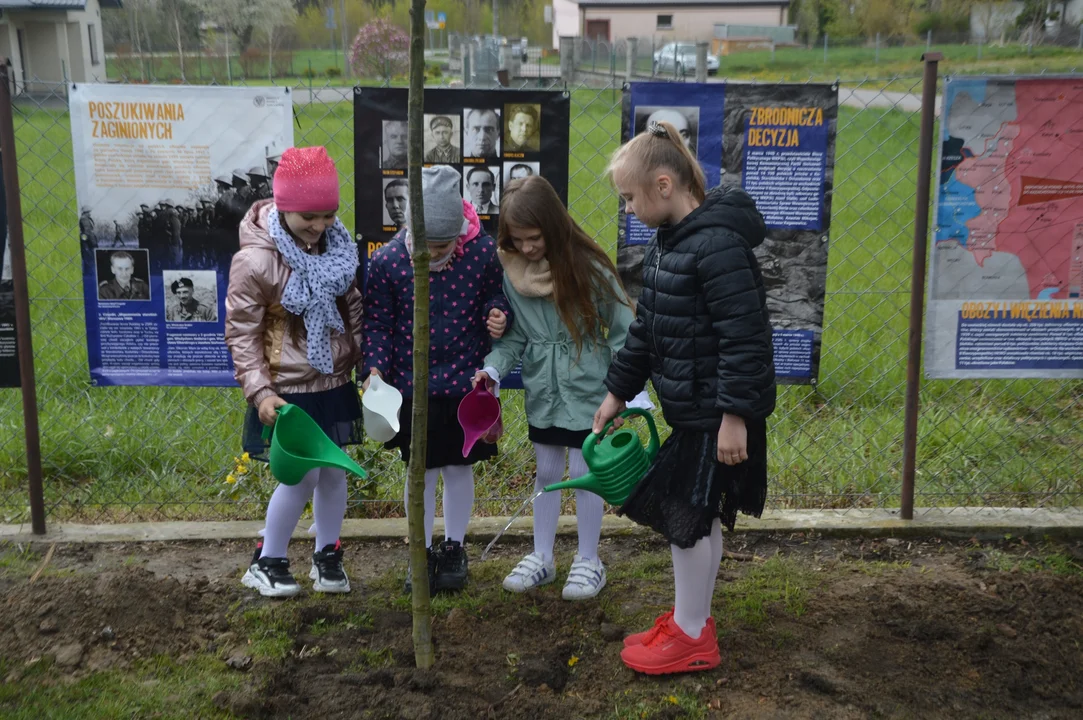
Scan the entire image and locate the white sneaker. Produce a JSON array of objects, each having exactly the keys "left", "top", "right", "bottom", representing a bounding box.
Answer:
[
  {"left": 562, "top": 554, "right": 606, "bottom": 601},
  {"left": 502, "top": 552, "right": 557, "bottom": 593}
]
